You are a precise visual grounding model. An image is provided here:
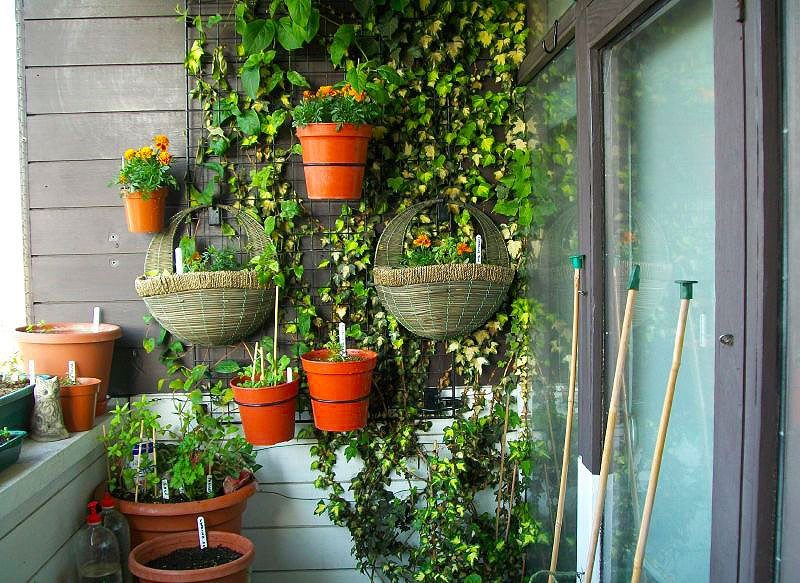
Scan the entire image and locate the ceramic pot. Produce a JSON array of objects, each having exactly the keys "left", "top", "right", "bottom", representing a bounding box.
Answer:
[
  {"left": 296, "top": 123, "right": 372, "bottom": 200},
  {"left": 230, "top": 376, "right": 298, "bottom": 446},
  {"left": 123, "top": 187, "right": 168, "bottom": 233},
  {"left": 59, "top": 377, "right": 99, "bottom": 432}
]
